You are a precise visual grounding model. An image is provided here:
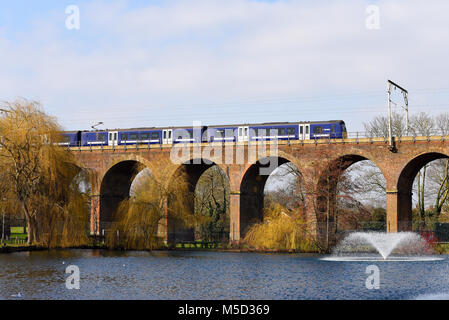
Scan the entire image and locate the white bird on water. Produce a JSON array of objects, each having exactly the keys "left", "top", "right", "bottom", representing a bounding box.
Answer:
[{"left": 11, "top": 292, "right": 23, "bottom": 298}]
